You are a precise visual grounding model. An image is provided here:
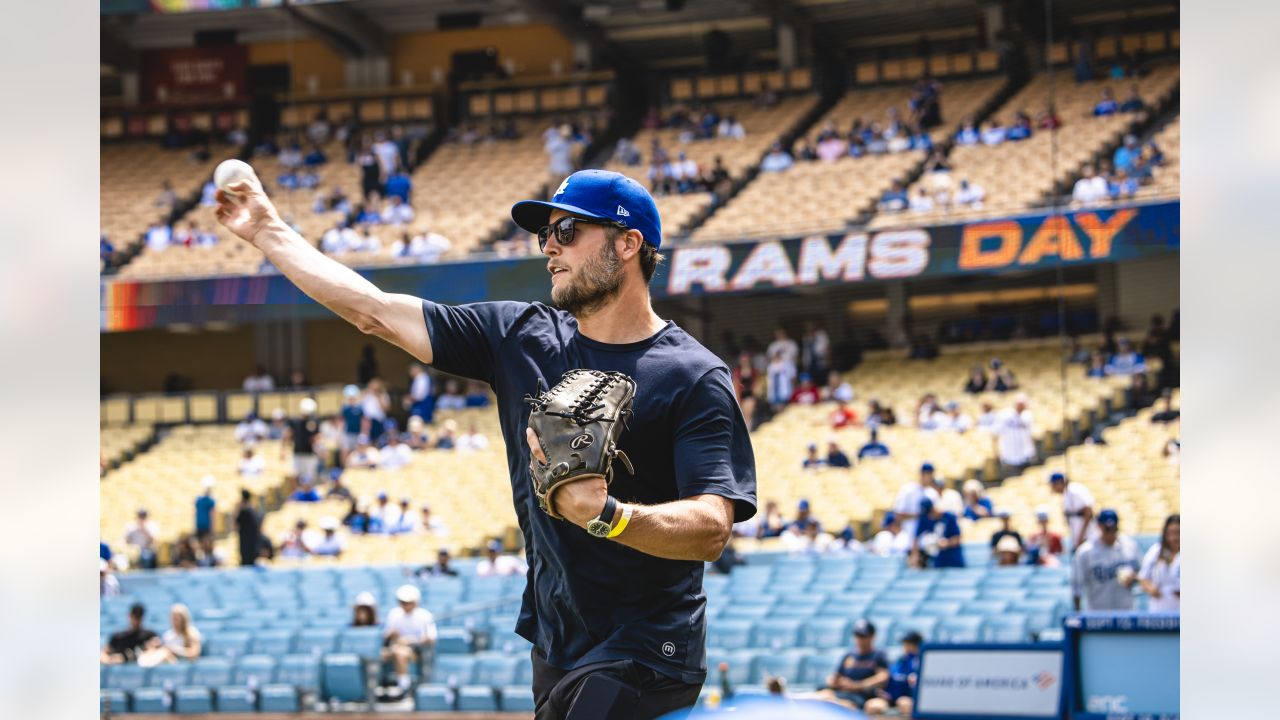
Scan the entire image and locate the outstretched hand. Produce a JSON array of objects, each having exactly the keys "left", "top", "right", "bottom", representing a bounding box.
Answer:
[
  {"left": 526, "top": 427, "right": 608, "bottom": 528},
  {"left": 214, "top": 177, "right": 281, "bottom": 245}
]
